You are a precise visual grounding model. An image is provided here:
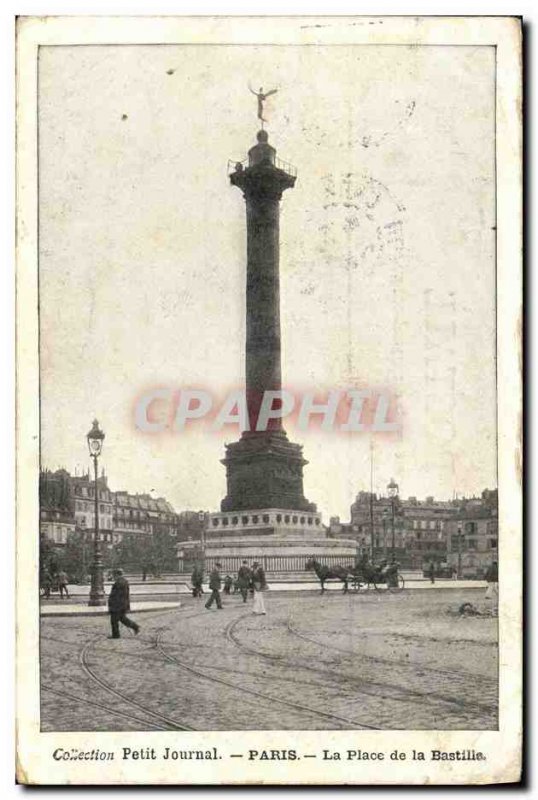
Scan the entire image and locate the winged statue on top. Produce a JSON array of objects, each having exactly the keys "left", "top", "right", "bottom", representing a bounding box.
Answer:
[{"left": 249, "top": 83, "right": 278, "bottom": 125}]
